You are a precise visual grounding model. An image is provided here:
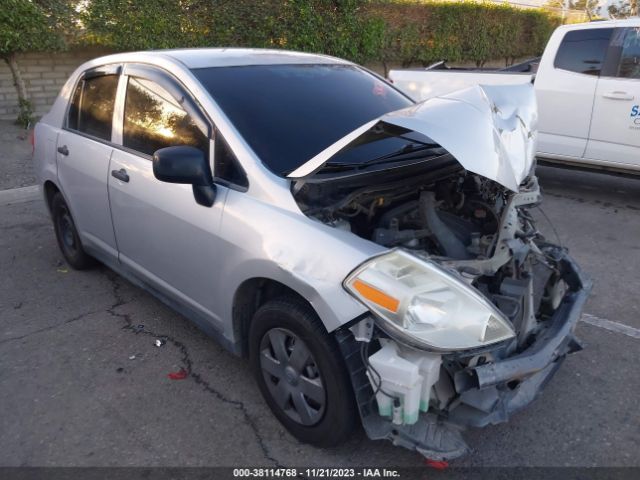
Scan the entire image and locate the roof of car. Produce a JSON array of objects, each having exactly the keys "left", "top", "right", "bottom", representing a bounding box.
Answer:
[
  {"left": 131, "top": 48, "right": 352, "bottom": 69},
  {"left": 558, "top": 18, "right": 640, "bottom": 31}
]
